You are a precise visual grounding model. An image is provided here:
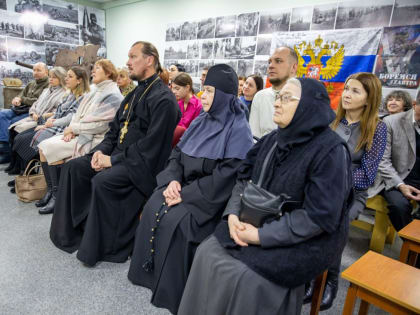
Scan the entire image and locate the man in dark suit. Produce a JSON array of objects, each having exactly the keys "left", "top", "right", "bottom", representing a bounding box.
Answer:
[{"left": 369, "top": 88, "right": 420, "bottom": 230}]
